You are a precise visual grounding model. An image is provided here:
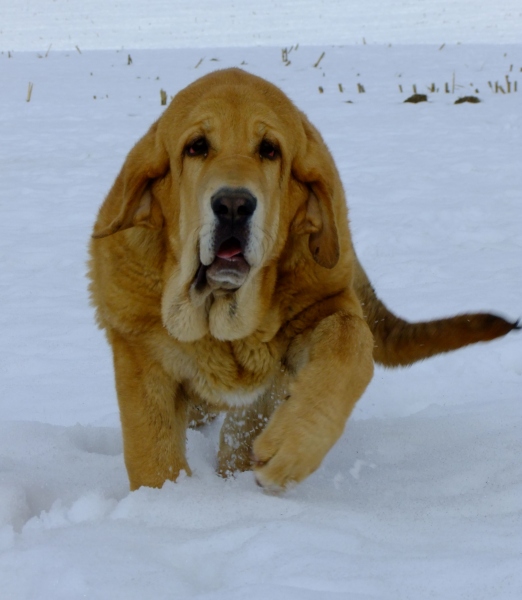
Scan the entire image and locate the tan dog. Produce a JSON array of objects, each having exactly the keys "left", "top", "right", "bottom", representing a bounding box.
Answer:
[{"left": 89, "top": 68, "right": 517, "bottom": 492}]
